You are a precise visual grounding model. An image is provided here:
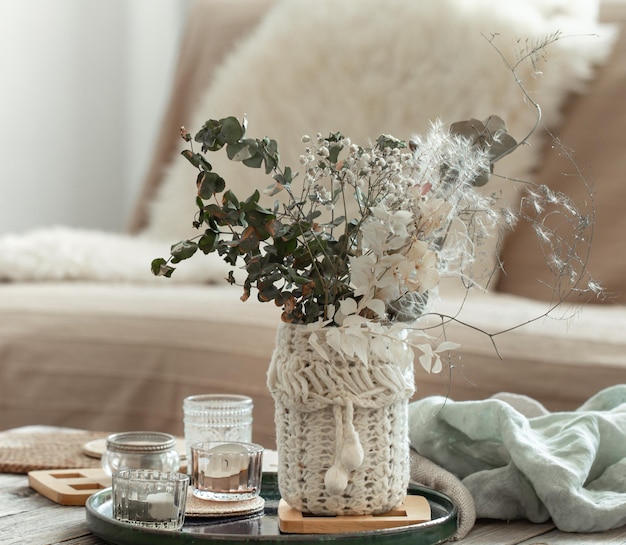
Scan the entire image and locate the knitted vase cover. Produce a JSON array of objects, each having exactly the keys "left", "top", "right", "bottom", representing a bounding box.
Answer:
[{"left": 267, "top": 322, "right": 415, "bottom": 515}]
